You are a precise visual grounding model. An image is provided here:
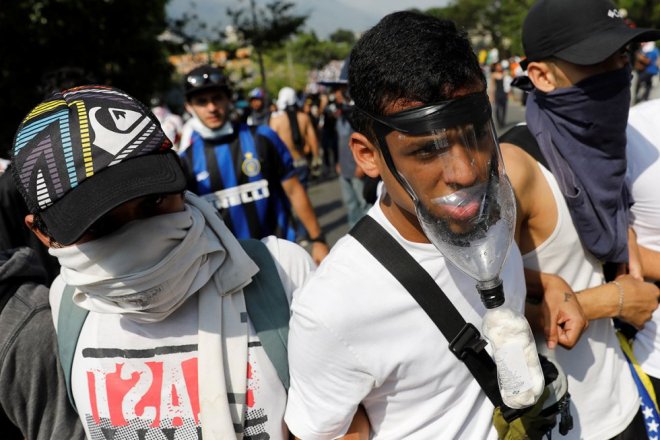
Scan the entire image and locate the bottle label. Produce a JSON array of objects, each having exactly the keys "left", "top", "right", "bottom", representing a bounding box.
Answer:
[{"left": 494, "top": 342, "right": 533, "bottom": 394}]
